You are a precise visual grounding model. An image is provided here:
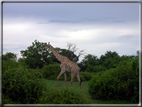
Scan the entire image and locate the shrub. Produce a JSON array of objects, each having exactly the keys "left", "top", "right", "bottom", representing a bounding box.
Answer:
[
  {"left": 28, "top": 68, "right": 43, "bottom": 79},
  {"left": 38, "top": 87, "right": 89, "bottom": 104},
  {"left": 3, "top": 67, "right": 47, "bottom": 104},
  {"left": 79, "top": 72, "right": 92, "bottom": 81},
  {"left": 79, "top": 74, "right": 86, "bottom": 81},
  {"left": 86, "top": 64, "right": 106, "bottom": 73},
  {"left": 86, "top": 64, "right": 95, "bottom": 72},
  {"left": 93, "top": 65, "right": 106, "bottom": 72},
  {"left": 41, "top": 64, "right": 61, "bottom": 80},
  {"left": 3, "top": 59, "right": 18, "bottom": 72},
  {"left": 2, "top": 94, "right": 18, "bottom": 104},
  {"left": 88, "top": 60, "right": 139, "bottom": 103},
  {"left": 126, "top": 59, "right": 139, "bottom": 103}
]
